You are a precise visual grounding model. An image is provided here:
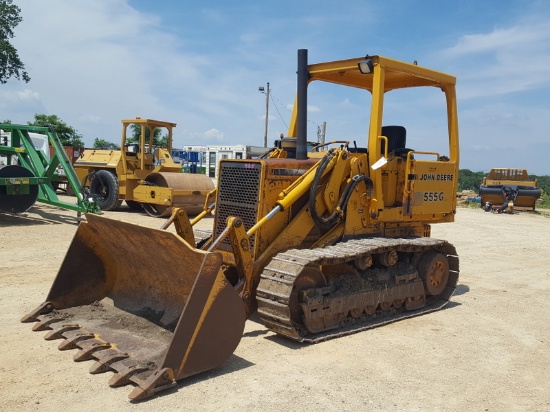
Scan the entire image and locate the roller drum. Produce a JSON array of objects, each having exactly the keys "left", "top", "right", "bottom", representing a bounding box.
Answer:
[
  {"left": 480, "top": 184, "right": 541, "bottom": 209},
  {"left": 0, "top": 165, "right": 39, "bottom": 213},
  {"left": 515, "top": 187, "right": 542, "bottom": 208},
  {"left": 142, "top": 172, "right": 214, "bottom": 217}
]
